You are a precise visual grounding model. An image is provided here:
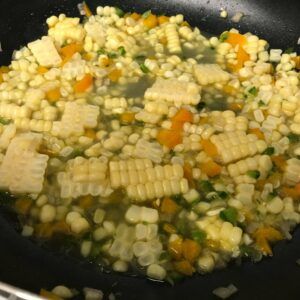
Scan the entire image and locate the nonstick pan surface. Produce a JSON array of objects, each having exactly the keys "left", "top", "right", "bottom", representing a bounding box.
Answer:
[{"left": 0, "top": 0, "right": 300, "bottom": 299}]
